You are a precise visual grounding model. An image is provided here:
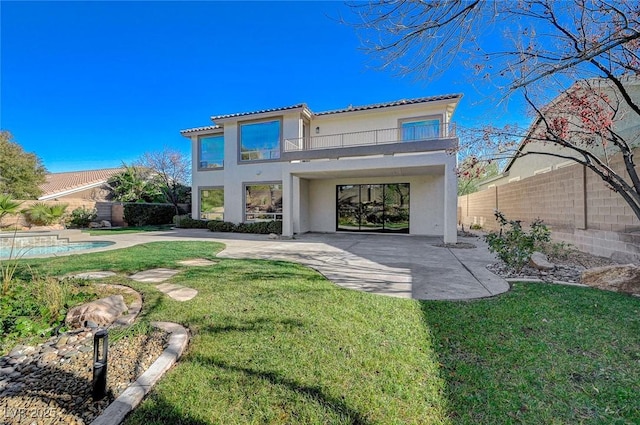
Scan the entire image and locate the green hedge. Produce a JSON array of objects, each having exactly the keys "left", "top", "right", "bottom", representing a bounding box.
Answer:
[
  {"left": 124, "top": 203, "right": 176, "bottom": 227},
  {"left": 207, "top": 220, "right": 282, "bottom": 235},
  {"left": 174, "top": 215, "right": 209, "bottom": 229}
]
